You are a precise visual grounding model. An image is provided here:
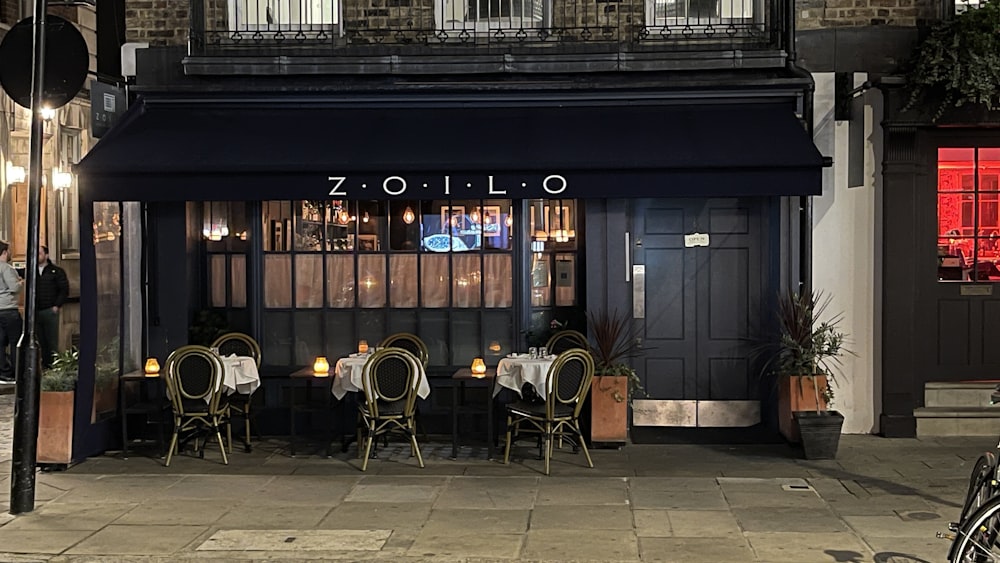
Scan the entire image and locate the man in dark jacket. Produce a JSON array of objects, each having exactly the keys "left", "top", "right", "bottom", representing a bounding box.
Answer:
[{"left": 36, "top": 245, "right": 69, "bottom": 368}]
